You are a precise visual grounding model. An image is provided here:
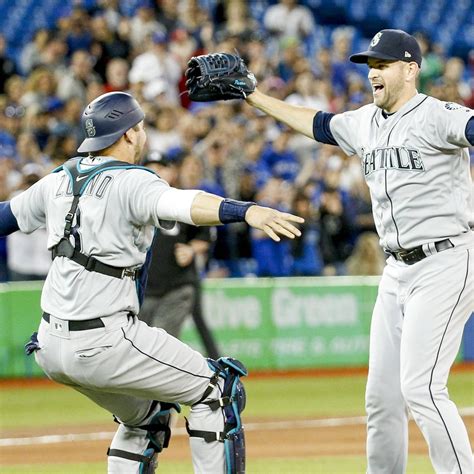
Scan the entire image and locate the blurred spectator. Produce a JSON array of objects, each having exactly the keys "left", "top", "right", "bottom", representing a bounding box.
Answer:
[
  {"left": 154, "top": 0, "right": 180, "bottom": 33},
  {"left": 0, "top": 35, "right": 18, "bottom": 94},
  {"left": 263, "top": 0, "right": 316, "bottom": 42},
  {"left": 345, "top": 232, "right": 386, "bottom": 276},
  {"left": 7, "top": 165, "right": 50, "bottom": 281},
  {"left": 104, "top": 58, "right": 130, "bottom": 92},
  {"left": 319, "top": 185, "right": 354, "bottom": 275},
  {"left": 198, "top": 135, "right": 240, "bottom": 198},
  {"left": 233, "top": 162, "right": 258, "bottom": 274},
  {"left": 129, "top": 31, "right": 181, "bottom": 103},
  {"left": 259, "top": 128, "right": 301, "bottom": 183},
  {"left": 276, "top": 37, "right": 309, "bottom": 85},
  {"left": 442, "top": 57, "right": 472, "bottom": 104},
  {"left": 290, "top": 189, "right": 323, "bottom": 276},
  {"left": 0, "top": 96, "right": 23, "bottom": 143},
  {"left": 4, "top": 76, "right": 25, "bottom": 110},
  {"left": 98, "top": 0, "right": 121, "bottom": 32},
  {"left": 330, "top": 27, "right": 363, "bottom": 98},
  {"left": 169, "top": 28, "right": 198, "bottom": 66},
  {"left": 57, "top": 50, "right": 102, "bottom": 105},
  {"left": 349, "top": 177, "right": 376, "bottom": 235},
  {"left": 285, "top": 72, "right": 328, "bottom": 163},
  {"left": 214, "top": 0, "right": 260, "bottom": 42},
  {"left": 414, "top": 32, "right": 444, "bottom": 94},
  {"left": 39, "top": 37, "right": 68, "bottom": 74},
  {"left": 47, "top": 97, "right": 83, "bottom": 147},
  {"left": 129, "top": 4, "right": 165, "bottom": 51},
  {"left": 251, "top": 177, "right": 293, "bottom": 277},
  {"left": 63, "top": 7, "right": 93, "bottom": 56},
  {"left": 91, "top": 14, "right": 131, "bottom": 81},
  {"left": 286, "top": 71, "right": 330, "bottom": 110},
  {"left": 20, "top": 29, "right": 51, "bottom": 75},
  {"left": 16, "top": 132, "right": 49, "bottom": 168},
  {"left": 20, "top": 67, "right": 58, "bottom": 110},
  {"left": 146, "top": 105, "right": 183, "bottom": 154},
  {"left": 48, "top": 135, "right": 79, "bottom": 167}
]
